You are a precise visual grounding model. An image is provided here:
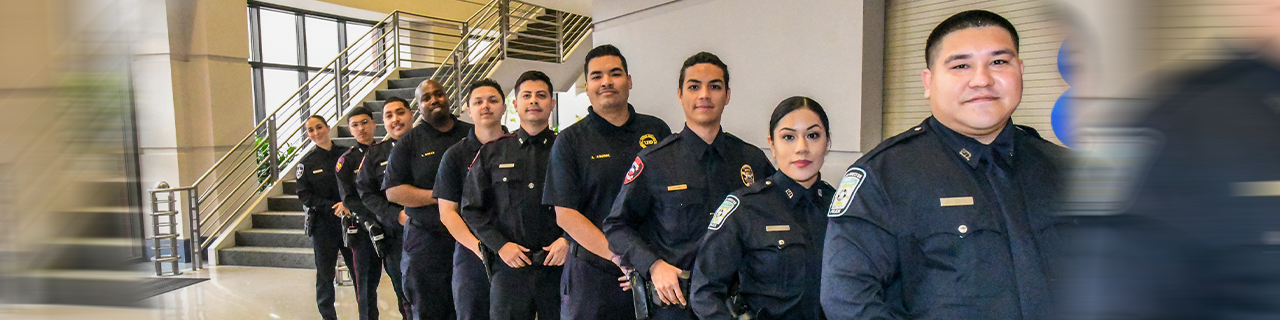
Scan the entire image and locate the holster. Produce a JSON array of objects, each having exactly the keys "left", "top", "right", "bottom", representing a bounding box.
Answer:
[
  {"left": 341, "top": 216, "right": 358, "bottom": 248},
  {"left": 362, "top": 219, "right": 388, "bottom": 257},
  {"left": 726, "top": 276, "right": 758, "bottom": 320},
  {"left": 627, "top": 269, "right": 652, "bottom": 320},
  {"left": 645, "top": 270, "right": 692, "bottom": 309},
  {"left": 479, "top": 244, "right": 497, "bottom": 280},
  {"left": 302, "top": 206, "right": 314, "bottom": 237}
]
